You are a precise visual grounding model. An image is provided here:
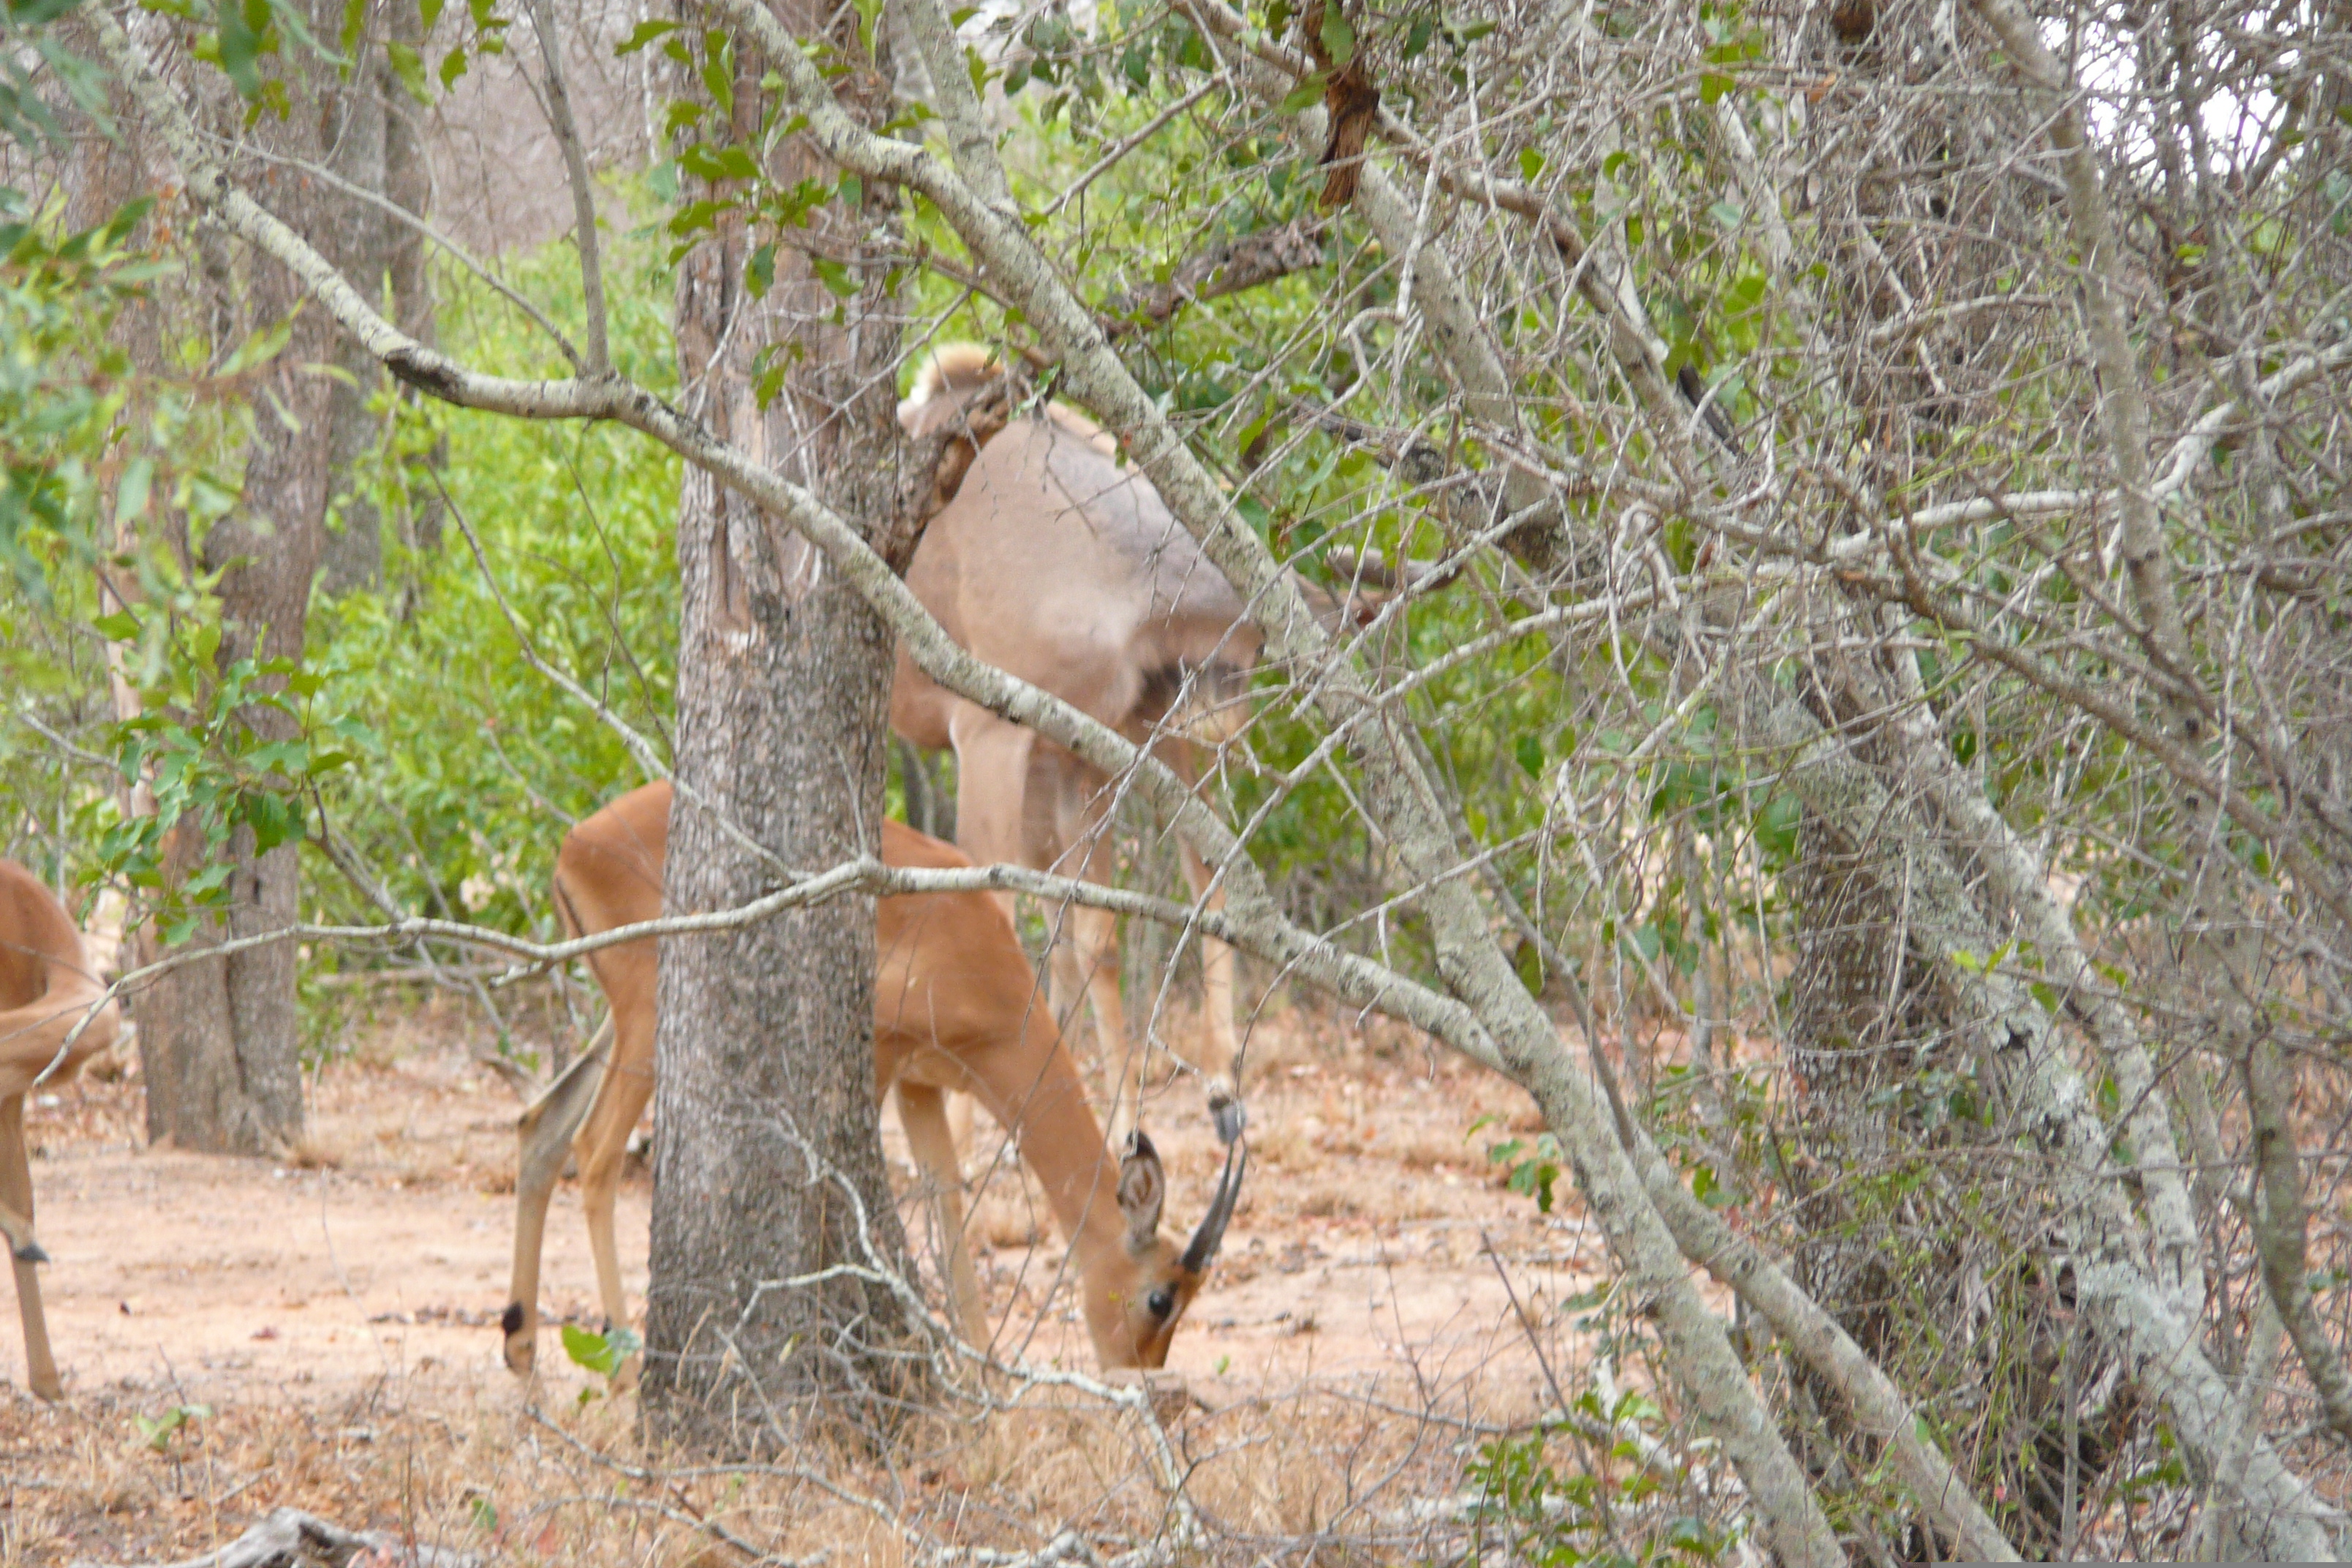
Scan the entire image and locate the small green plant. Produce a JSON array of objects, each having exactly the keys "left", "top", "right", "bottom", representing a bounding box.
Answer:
[
  {"left": 132, "top": 1401, "right": 210, "bottom": 1455},
  {"left": 562, "top": 1322, "right": 642, "bottom": 1404},
  {"left": 1471, "top": 1114, "right": 1565, "bottom": 1212}
]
